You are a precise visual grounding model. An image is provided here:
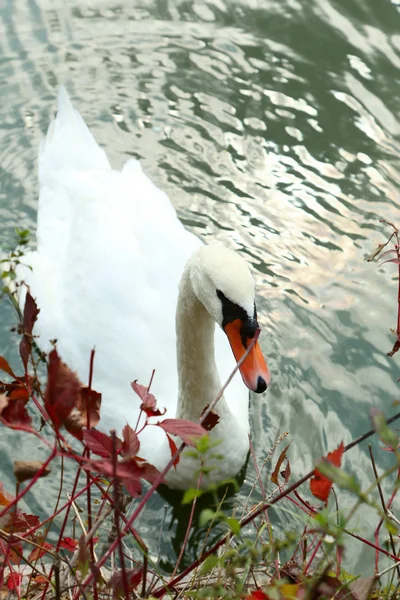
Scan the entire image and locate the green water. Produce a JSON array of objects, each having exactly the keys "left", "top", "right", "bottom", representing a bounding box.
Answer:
[{"left": 1, "top": 0, "right": 400, "bottom": 576}]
